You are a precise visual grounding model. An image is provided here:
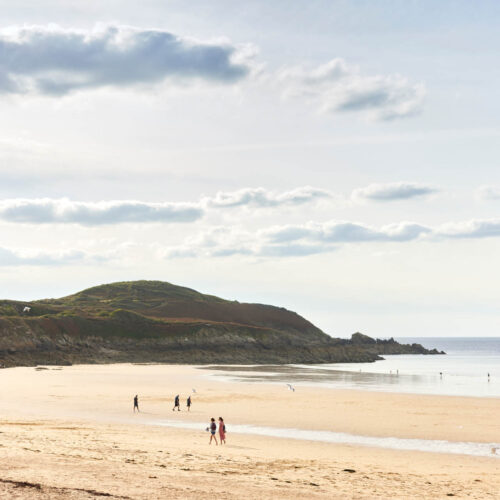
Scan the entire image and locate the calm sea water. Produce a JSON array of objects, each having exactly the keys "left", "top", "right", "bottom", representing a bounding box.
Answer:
[{"left": 208, "top": 337, "right": 500, "bottom": 398}]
